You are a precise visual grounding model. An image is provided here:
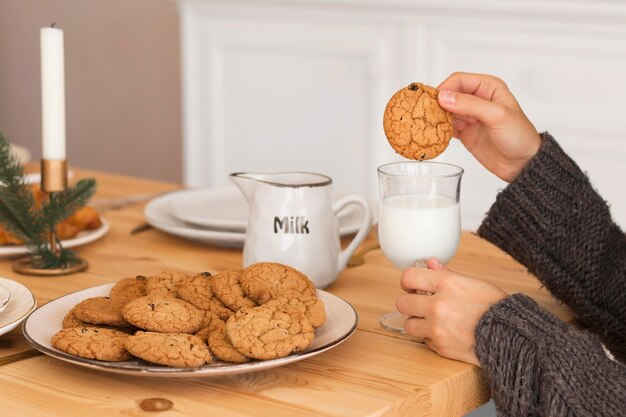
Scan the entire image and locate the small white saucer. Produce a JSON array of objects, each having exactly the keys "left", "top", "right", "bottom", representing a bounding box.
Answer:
[
  {"left": 0, "top": 283, "right": 11, "bottom": 314},
  {"left": 0, "top": 277, "right": 36, "bottom": 336}
]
